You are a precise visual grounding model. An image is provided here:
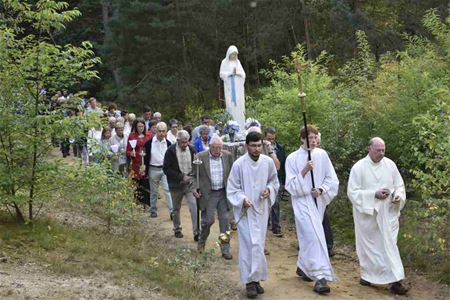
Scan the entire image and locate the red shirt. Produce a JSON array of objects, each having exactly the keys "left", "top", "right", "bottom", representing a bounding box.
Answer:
[{"left": 127, "top": 132, "right": 152, "bottom": 179}]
